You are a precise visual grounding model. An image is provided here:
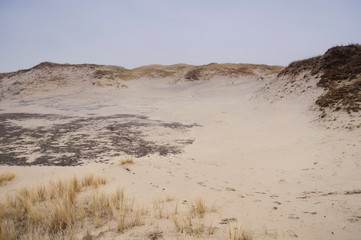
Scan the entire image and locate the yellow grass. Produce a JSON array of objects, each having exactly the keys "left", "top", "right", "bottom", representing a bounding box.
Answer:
[
  {"left": 208, "top": 221, "right": 217, "bottom": 235},
  {"left": 170, "top": 197, "right": 220, "bottom": 237},
  {"left": 190, "top": 197, "right": 207, "bottom": 217},
  {"left": 0, "top": 174, "right": 112, "bottom": 239},
  {"left": 119, "top": 156, "right": 134, "bottom": 165},
  {"left": 228, "top": 224, "right": 253, "bottom": 240},
  {"left": 0, "top": 172, "right": 16, "bottom": 185},
  {"left": 81, "top": 174, "right": 107, "bottom": 188},
  {"left": 153, "top": 199, "right": 166, "bottom": 219},
  {"left": 172, "top": 214, "right": 205, "bottom": 237},
  {"left": 0, "top": 174, "right": 250, "bottom": 239},
  {"left": 172, "top": 214, "right": 183, "bottom": 233}
]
